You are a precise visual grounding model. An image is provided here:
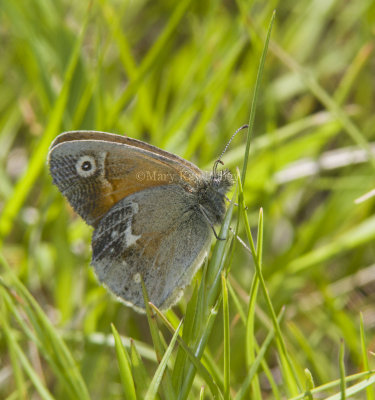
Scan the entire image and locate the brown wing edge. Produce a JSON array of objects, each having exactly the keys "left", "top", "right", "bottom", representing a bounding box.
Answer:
[{"left": 49, "top": 130, "right": 203, "bottom": 176}]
